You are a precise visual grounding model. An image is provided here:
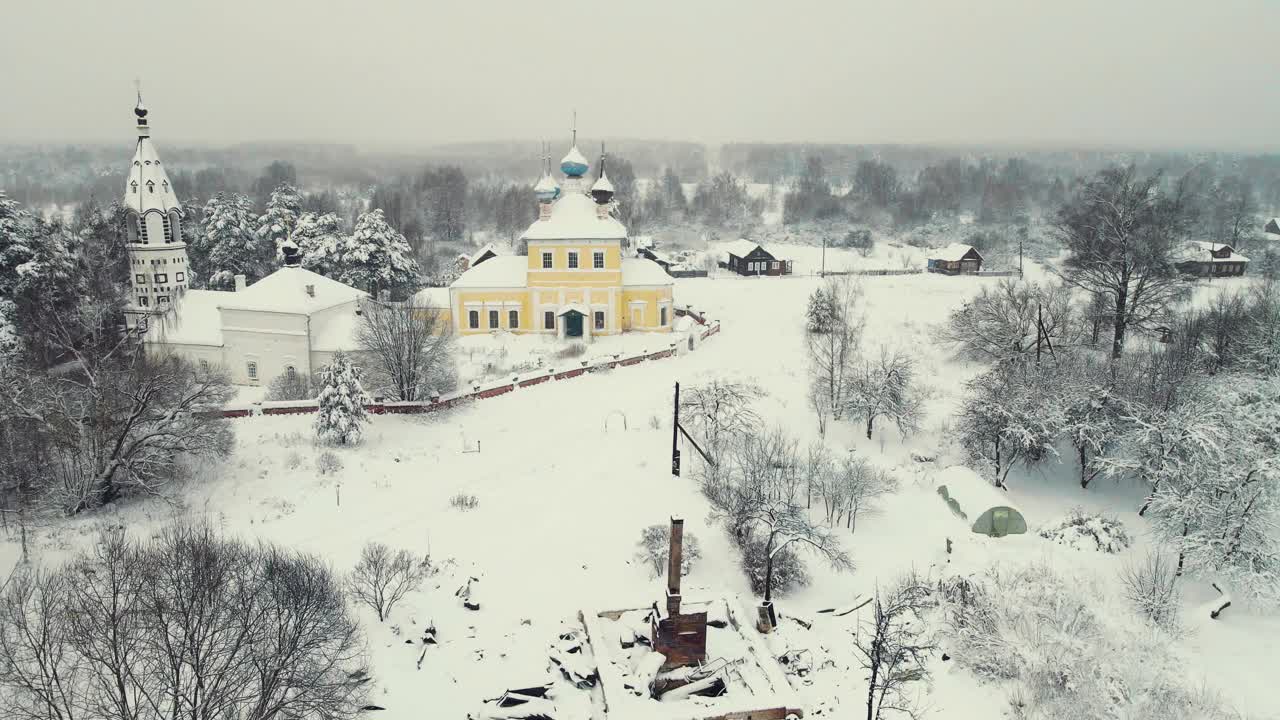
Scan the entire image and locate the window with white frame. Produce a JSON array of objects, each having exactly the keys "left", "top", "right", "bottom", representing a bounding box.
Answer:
[
  {"left": 542, "top": 251, "right": 553, "bottom": 269},
  {"left": 568, "top": 251, "right": 579, "bottom": 269},
  {"left": 247, "top": 361, "right": 258, "bottom": 380},
  {"left": 594, "top": 311, "right": 605, "bottom": 330},
  {"left": 468, "top": 310, "right": 479, "bottom": 329},
  {"left": 488, "top": 310, "right": 499, "bottom": 328},
  {"left": 176, "top": 271, "right": 185, "bottom": 282},
  {"left": 593, "top": 251, "right": 604, "bottom": 269},
  {"left": 154, "top": 273, "right": 168, "bottom": 284},
  {"left": 138, "top": 296, "right": 149, "bottom": 307},
  {"left": 135, "top": 273, "right": 146, "bottom": 284},
  {"left": 508, "top": 309, "right": 519, "bottom": 328},
  {"left": 544, "top": 310, "right": 555, "bottom": 330}
]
